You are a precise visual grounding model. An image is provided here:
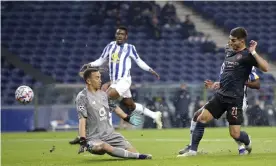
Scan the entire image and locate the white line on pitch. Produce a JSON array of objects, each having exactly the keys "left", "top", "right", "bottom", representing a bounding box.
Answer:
[{"left": 1, "top": 138, "right": 275, "bottom": 142}]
